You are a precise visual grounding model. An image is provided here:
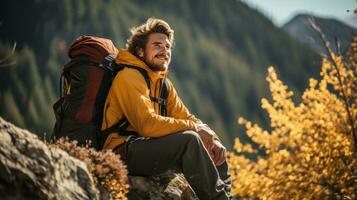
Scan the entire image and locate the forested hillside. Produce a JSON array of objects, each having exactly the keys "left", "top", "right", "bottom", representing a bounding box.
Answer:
[{"left": 0, "top": 0, "right": 320, "bottom": 147}]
